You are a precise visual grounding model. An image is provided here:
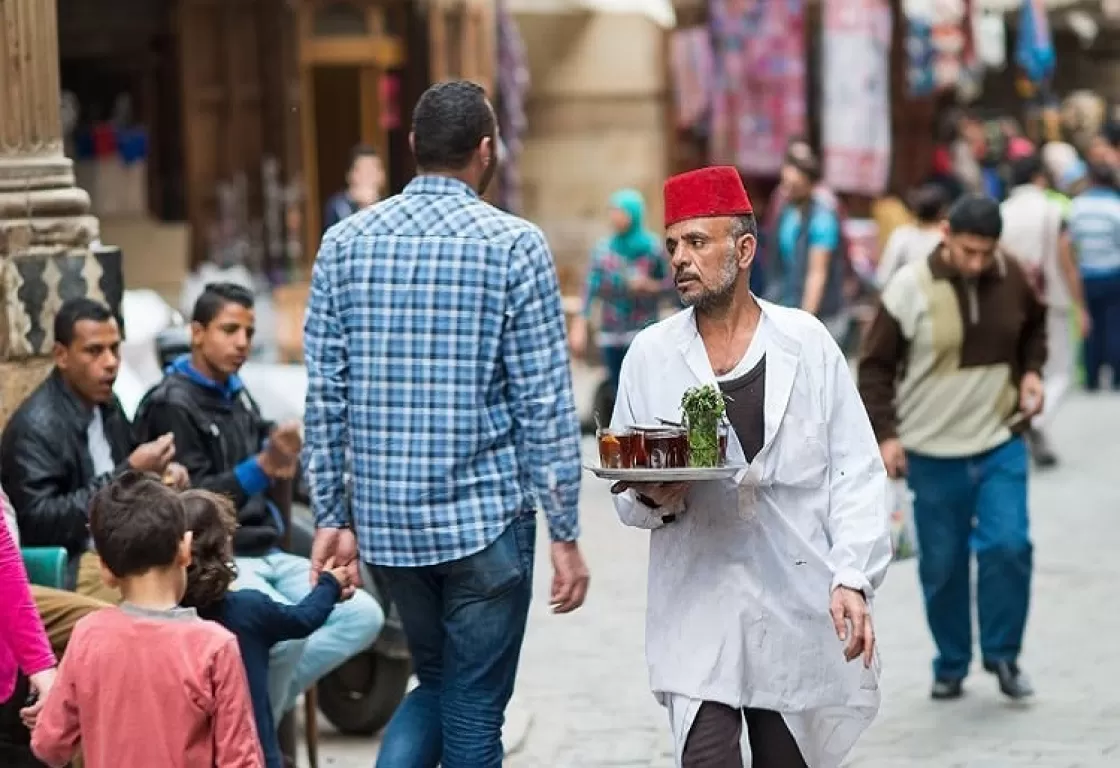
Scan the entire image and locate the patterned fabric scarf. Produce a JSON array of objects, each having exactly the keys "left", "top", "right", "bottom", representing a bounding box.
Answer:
[
  {"left": 709, "top": 0, "right": 807, "bottom": 176},
  {"left": 496, "top": 0, "right": 529, "bottom": 214}
]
